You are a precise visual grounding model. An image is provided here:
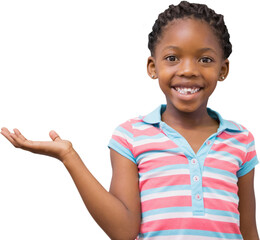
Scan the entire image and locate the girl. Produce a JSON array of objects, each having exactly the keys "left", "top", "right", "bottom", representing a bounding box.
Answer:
[{"left": 1, "top": 1, "right": 259, "bottom": 239}]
